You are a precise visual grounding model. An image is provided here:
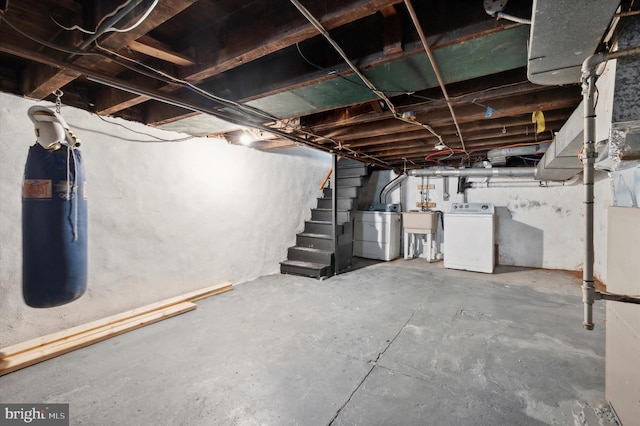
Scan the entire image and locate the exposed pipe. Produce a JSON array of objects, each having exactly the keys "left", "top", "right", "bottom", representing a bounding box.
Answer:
[
  {"left": 409, "top": 167, "right": 537, "bottom": 178},
  {"left": 85, "top": 76, "right": 395, "bottom": 169},
  {"left": 67, "top": 0, "right": 144, "bottom": 60},
  {"left": 331, "top": 153, "right": 338, "bottom": 276},
  {"left": 495, "top": 12, "right": 531, "bottom": 25},
  {"left": 289, "top": 0, "right": 444, "bottom": 144},
  {"left": 403, "top": 0, "right": 467, "bottom": 155},
  {"left": 468, "top": 175, "right": 579, "bottom": 188},
  {"left": 380, "top": 173, "right": 408, "bottom": 203},
  {"left": 487, "top": 143, "right": 550, "bottom": 165},
  {"left": 581, "top": 45, "right": 640, "bottom": 330}
]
